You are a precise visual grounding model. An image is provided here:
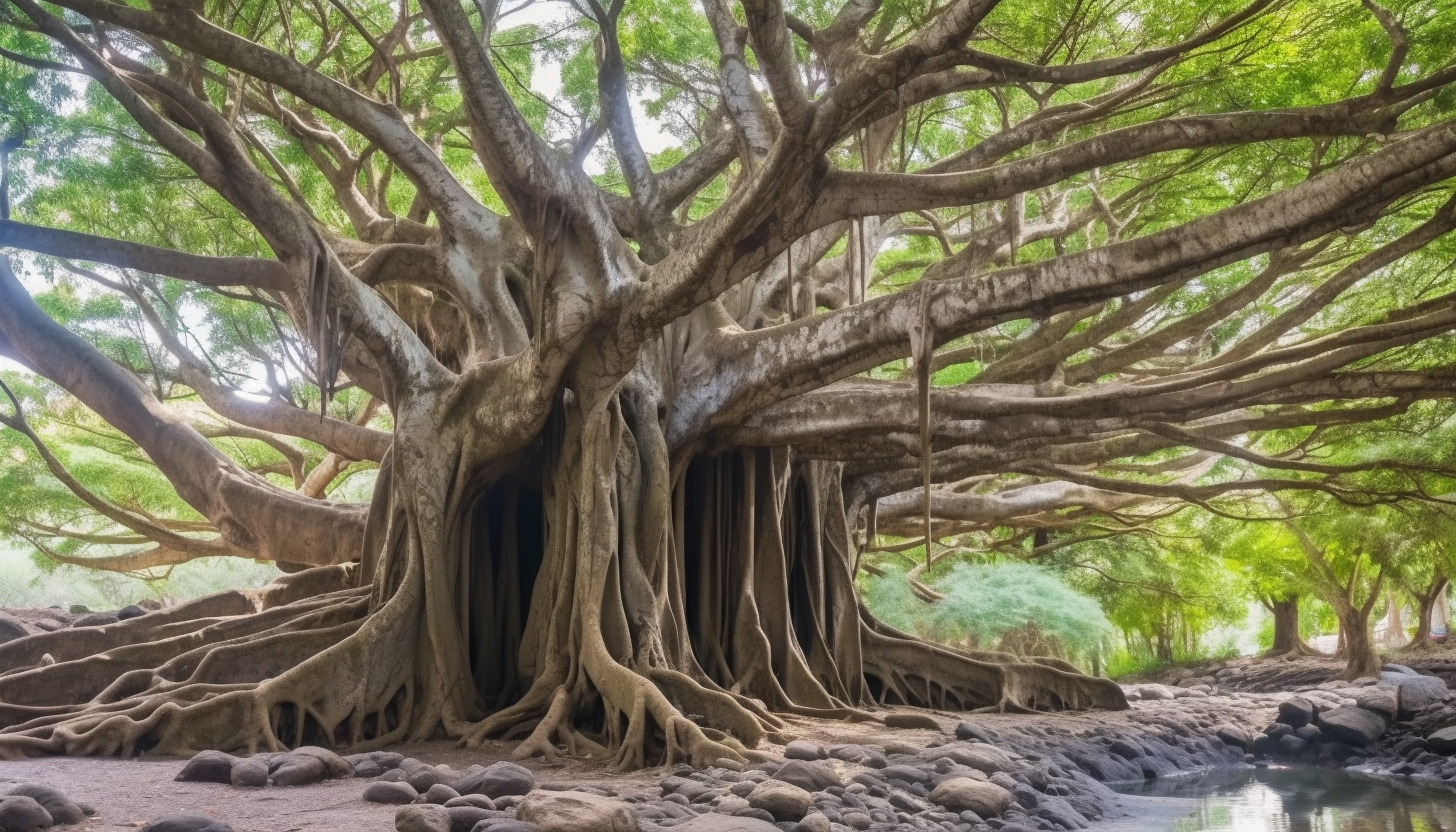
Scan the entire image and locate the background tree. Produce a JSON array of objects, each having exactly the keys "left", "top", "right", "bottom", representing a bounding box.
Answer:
[{"left": 2, "top": 0, "right": 1456, "bottom": 766}]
